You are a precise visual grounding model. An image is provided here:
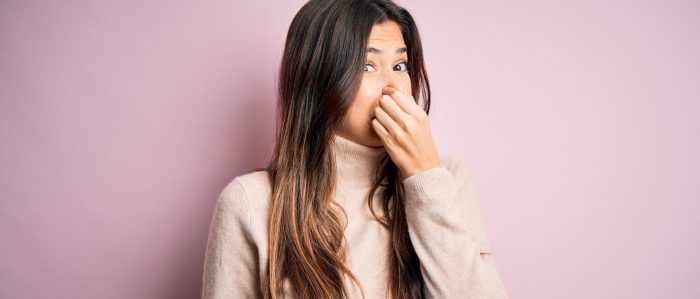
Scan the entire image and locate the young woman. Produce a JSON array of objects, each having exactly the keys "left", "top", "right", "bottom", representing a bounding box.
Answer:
[{"left": 202, "top": 0, "right": 509, "bottom": 298}]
